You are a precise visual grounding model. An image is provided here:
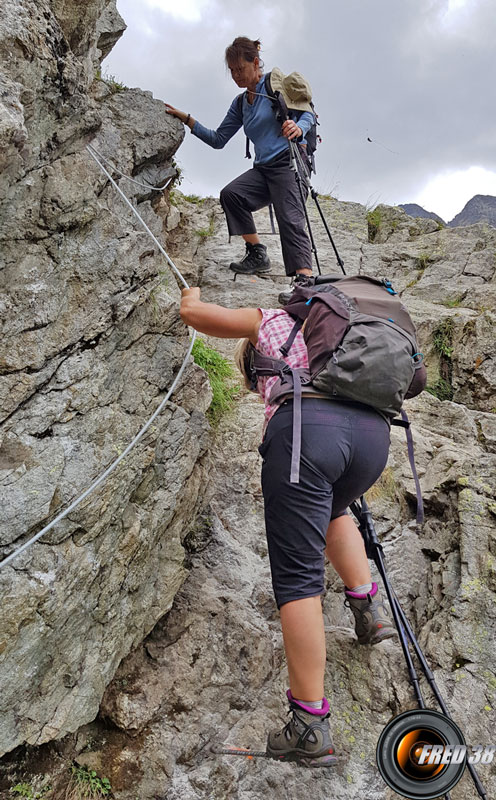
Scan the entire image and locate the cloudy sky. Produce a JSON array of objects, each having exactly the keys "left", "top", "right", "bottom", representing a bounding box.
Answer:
[{"left": 103, "top": 0, "right": 496, "bottom": 222}]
